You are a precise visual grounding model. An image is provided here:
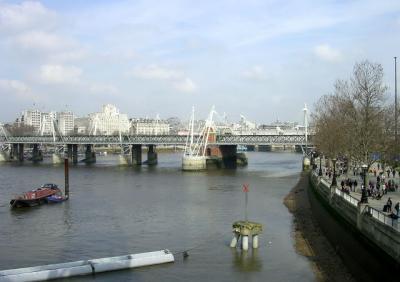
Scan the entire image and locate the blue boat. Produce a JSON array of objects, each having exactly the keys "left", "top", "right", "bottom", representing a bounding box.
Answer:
[{"left": 46, "top": 194, "right": 67, "bottom": 203}]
